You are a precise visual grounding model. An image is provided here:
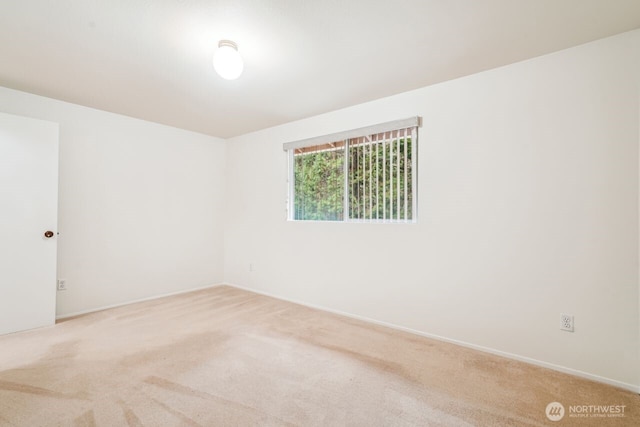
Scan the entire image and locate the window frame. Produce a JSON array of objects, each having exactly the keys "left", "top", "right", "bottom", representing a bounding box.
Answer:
[{"left": 285, "top": 117, "right": 420, "bottom": 223}]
